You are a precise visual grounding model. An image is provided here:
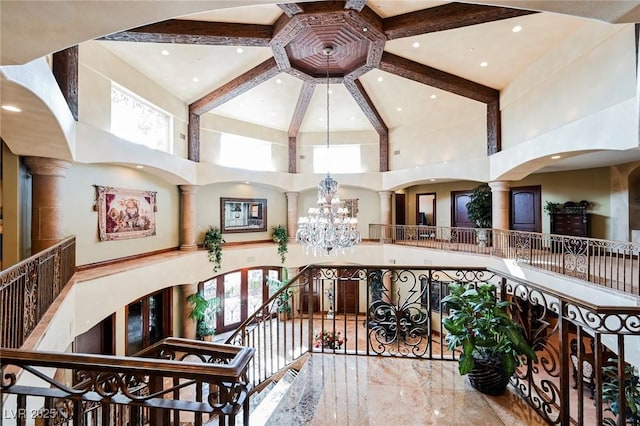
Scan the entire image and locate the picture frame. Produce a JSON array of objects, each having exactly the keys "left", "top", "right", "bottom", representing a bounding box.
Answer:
[
  {"left": 95, "top": 185, "right": 157, "bottom": 241},
  {"left": 220, "top": 197, "right": 267, "bottom": 233}
]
